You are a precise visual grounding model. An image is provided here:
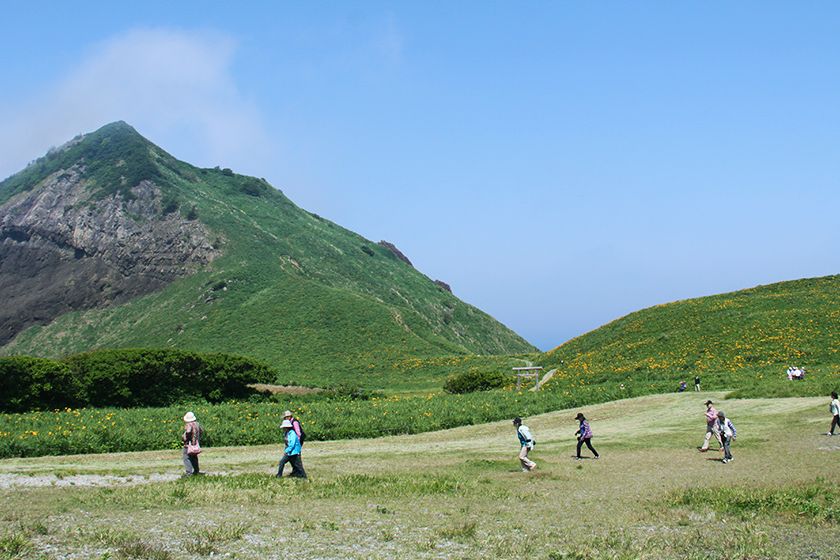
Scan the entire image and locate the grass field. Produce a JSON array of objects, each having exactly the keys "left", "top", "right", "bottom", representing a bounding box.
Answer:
[{"left": 1, "top": 392, "right": 838, "bottom": 559}]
